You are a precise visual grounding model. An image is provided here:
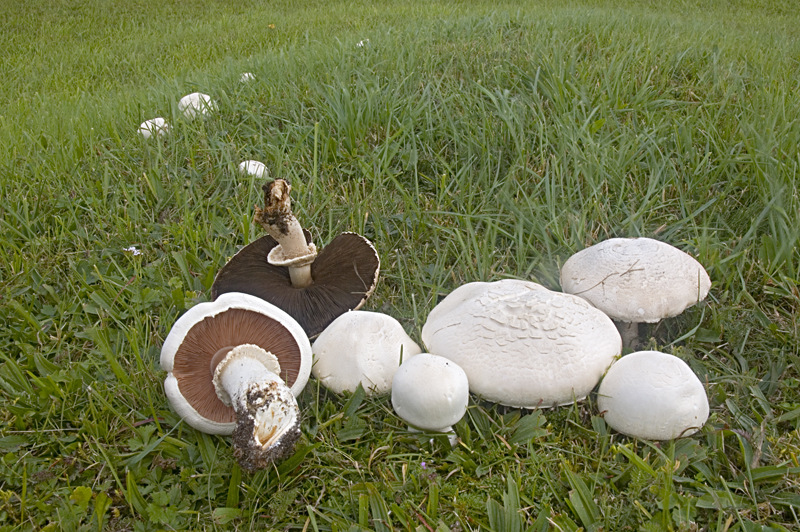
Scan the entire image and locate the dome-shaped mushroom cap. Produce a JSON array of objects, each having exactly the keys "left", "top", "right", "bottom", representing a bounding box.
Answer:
[
  {"left": 391, "top": 354, "right": 469, "bottom": 432},
  {"left": 160, "top": 293, "right": 311, "bottom": 435},
  {"left": 311, "top": 311, "right": 422, "bottom": 395},
  {"left": 560, "top": 238, "right": 711, "bottom": 323},
  {"left": 421, "top": 280, "right": 621, "bottom": 408},
  {"left": 138, "top": 117, "right": 170, "bottom": 139},
  {"left": 238, "top": 160, "right": 268, "bottom": 178},
  {"left": 178, "top": 92, "right": 216, "bottom": 119},
  {"left": 598, "top": 351, "right": 709, "bottom": 440}
]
